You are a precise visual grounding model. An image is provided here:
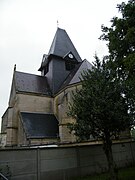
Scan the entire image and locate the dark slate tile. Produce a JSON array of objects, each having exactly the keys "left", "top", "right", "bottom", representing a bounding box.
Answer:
[
  {"left": 15, "top": 71, "right": 52, "bottom": 96},
  {"left": 48, "top": 28, "right": 82, "bottom": 62},
  {"left": 20, "top": 112, "right": 59, "bottom": 139}
]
